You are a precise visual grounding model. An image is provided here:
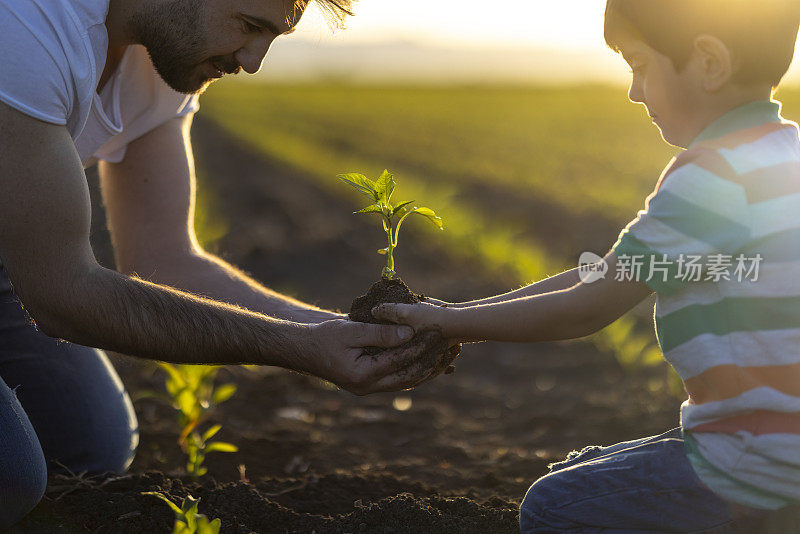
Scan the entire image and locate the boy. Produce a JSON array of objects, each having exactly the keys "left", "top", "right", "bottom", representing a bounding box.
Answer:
[{"left": 373, "top": 0, "right": 800, "bottom": 531}]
